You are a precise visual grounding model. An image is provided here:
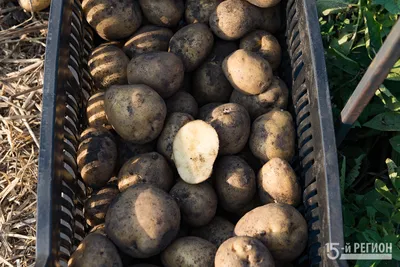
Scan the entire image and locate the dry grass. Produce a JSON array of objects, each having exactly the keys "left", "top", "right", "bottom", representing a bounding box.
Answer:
[{"left": 0, "top": 1, "right": 48, "bottom": 266}]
